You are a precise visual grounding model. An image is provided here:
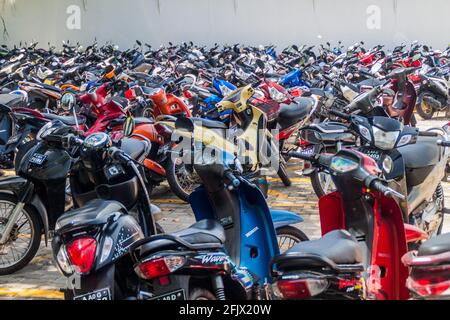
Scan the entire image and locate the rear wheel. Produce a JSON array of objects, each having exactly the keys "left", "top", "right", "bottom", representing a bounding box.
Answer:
[
  {"left": 276, "top": 226, "right": 308, "bottom": 253},
  {"left": 416, "top": 94, "right": 435, "bottom": 120},
  {"left": 189, "top": 288, "right": 216, "bottom": 300}
]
